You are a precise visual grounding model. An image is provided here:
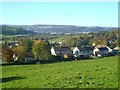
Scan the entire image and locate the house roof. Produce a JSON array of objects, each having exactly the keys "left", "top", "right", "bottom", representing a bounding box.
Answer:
[
  {"left": 7, "top": 42, "right": 16, "bottom": 46},
  {"left": 98, "top": 47, "right": 108, "bottom": 51},
  {"left": 77, "top": 47, "right": 93, "bottom": 51},
  {"left": 54, "top": 47, "right": 71, "bottom": 52}
]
